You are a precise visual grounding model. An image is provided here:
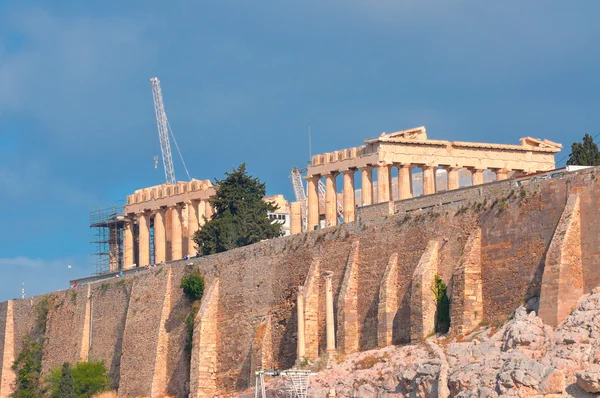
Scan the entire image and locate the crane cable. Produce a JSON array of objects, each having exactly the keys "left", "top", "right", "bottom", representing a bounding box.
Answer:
[{"left": 166, "top": 119, "right": 191, "bottom": 181}]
